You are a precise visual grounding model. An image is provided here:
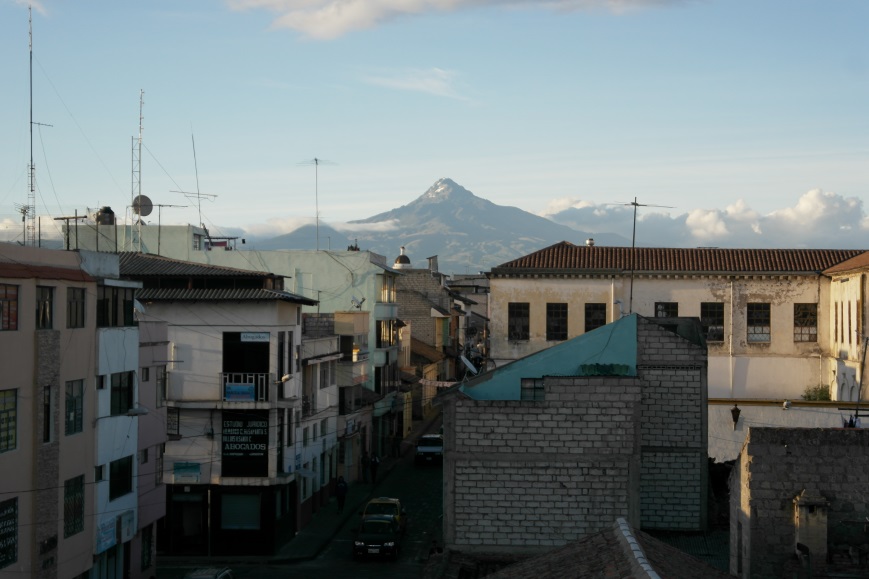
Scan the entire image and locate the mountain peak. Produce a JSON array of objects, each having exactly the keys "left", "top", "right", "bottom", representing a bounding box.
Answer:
[{"left": 423, "top": 178, "right": 468, "bottom": 201}]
